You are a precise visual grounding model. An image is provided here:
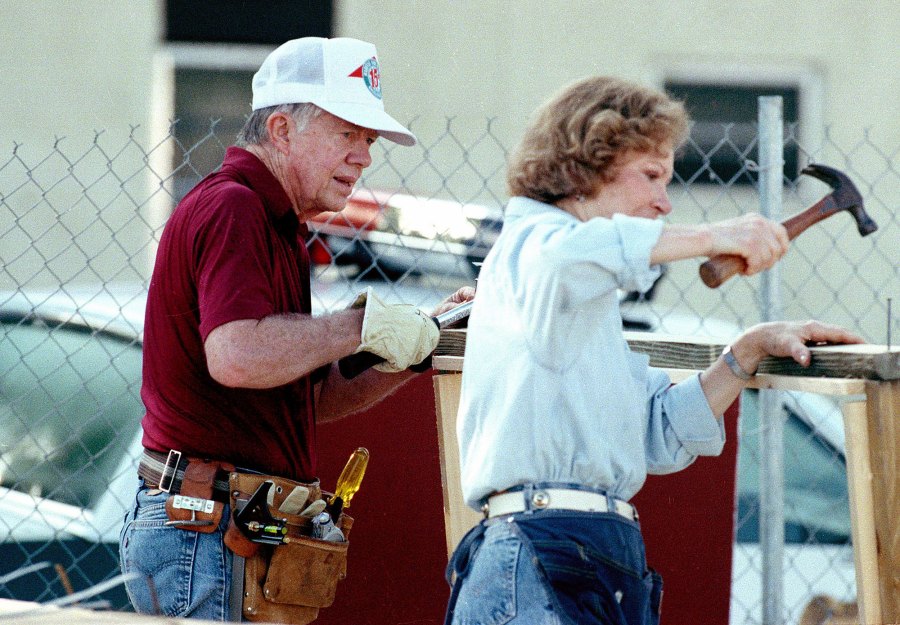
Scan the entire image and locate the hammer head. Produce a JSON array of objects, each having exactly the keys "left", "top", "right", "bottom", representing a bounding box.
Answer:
[{"left": 800, "top": 163, "right": 877, "bottom": 236}]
